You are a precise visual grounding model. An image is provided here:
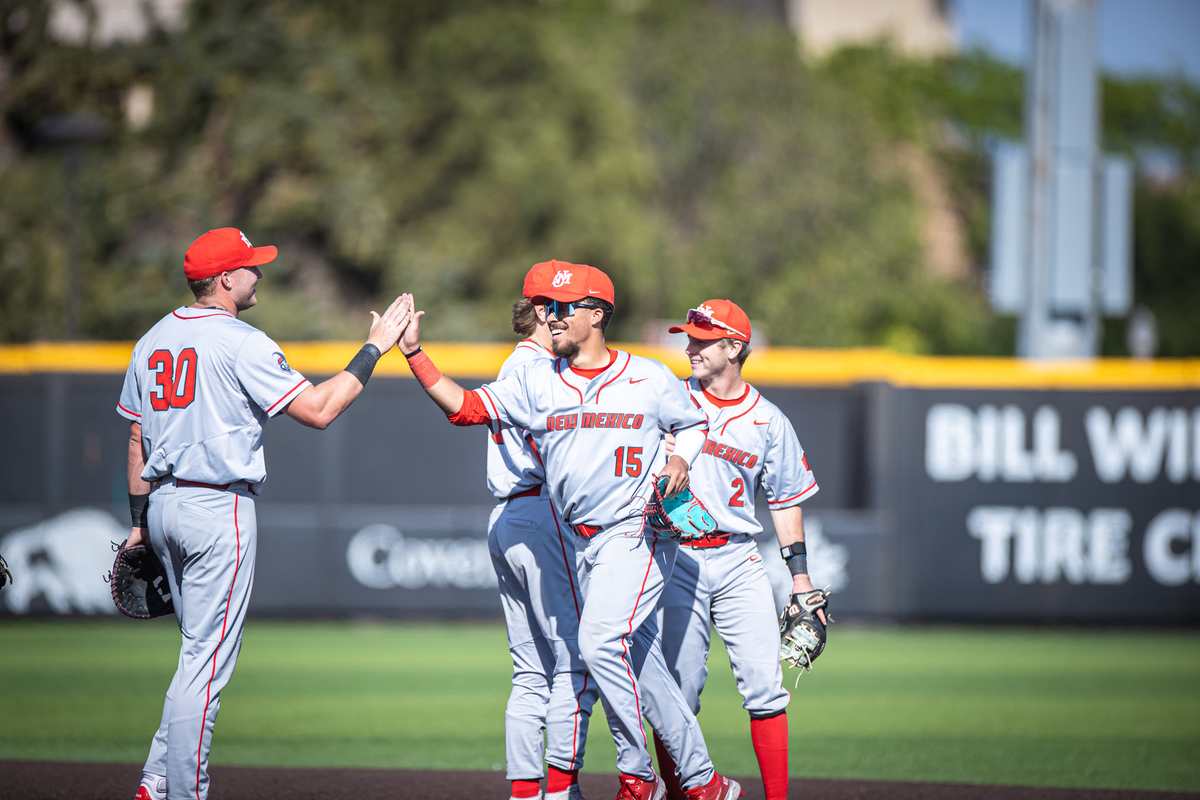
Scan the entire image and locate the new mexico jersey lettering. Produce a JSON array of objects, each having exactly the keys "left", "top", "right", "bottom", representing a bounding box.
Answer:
[
  {"left": 117, "top": 307, "right": 311, "bottom": 490},
  {"left": 684, "top": 378, "right": 817, "bottom": 534},
  {"left": 476, "top": 350, "right": 708, "bottom": 528},
  {"left": 486, "top": 338, "right": 554, "bottom": 499}
]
